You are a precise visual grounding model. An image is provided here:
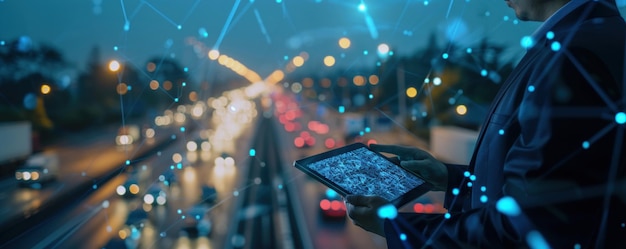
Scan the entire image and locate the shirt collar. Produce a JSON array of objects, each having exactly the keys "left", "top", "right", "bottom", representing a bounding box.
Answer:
[{"left": 531, "top": 0, "right": 588, "bottom": 41}]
